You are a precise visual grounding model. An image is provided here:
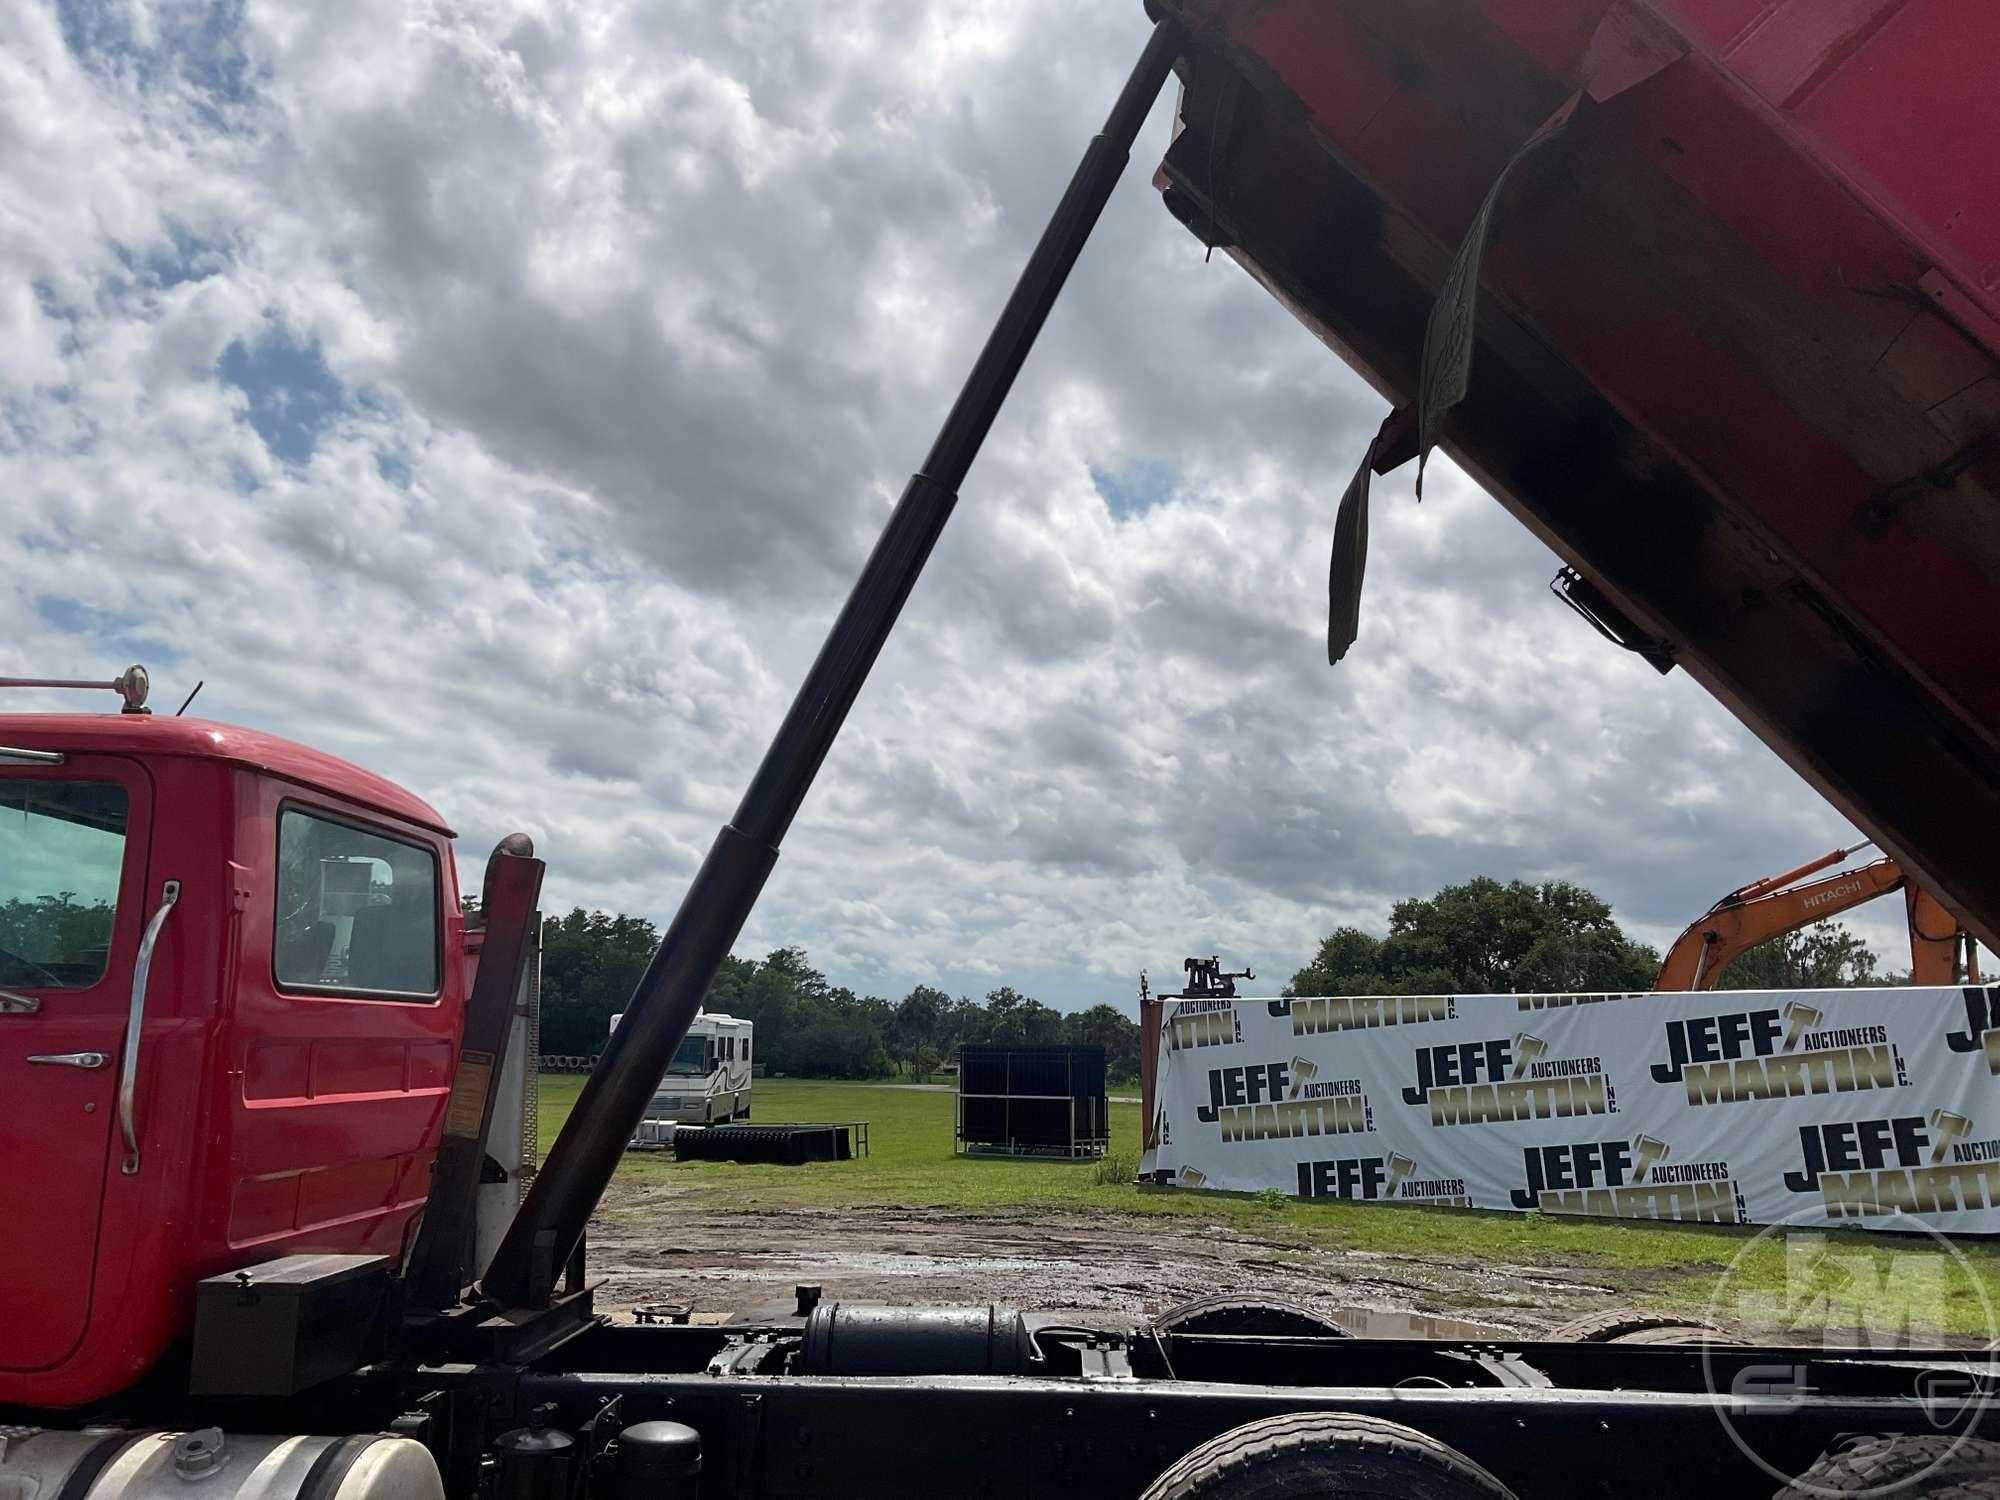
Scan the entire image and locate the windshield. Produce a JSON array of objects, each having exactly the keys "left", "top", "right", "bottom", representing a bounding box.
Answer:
[
  {"left": 665, "top": 1034, "right": 710, "bottom": 1076},
  {"left": 0, "top": 778, "right": 128, "bottom": 989}
]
